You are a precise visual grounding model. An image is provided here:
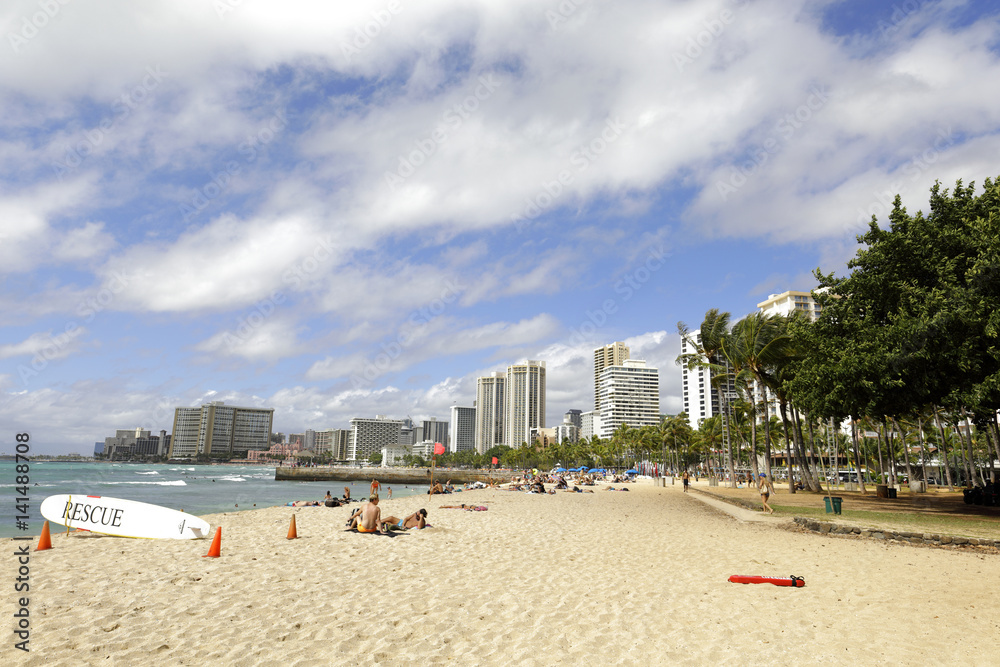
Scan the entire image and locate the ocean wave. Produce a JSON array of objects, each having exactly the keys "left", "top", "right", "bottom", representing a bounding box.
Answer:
[
  {"left": 102, "top": 480, "right": 187, "bottom": 486},
  {"left": 136, "top": 471, "right": 160, "bottom": 475},
  {"left": 216, "top": 476, "right": 246, "bottom": 482}
]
